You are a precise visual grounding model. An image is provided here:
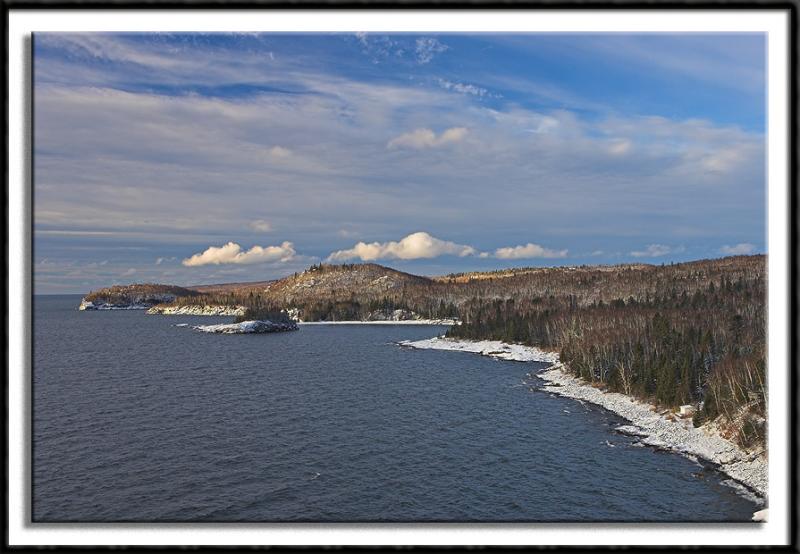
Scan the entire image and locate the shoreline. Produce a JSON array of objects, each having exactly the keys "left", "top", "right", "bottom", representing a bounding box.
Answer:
[
  {"left": 298, "top": 319, "right": 457, "bottom": 326},
  {"left": 399, "top": 336, "right": 767, "bottom": 505}
]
